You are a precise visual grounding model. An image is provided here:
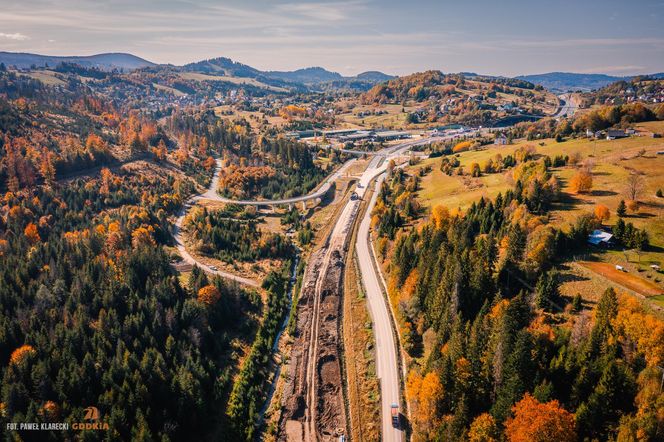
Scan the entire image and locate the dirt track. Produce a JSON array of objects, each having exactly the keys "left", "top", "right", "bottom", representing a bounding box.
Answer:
[
  {"left": 280, "top": 245, "right": 348, "bottom": 441},
  {"left": 280, "top": 196, "right": 360, "bottom": 441}
]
